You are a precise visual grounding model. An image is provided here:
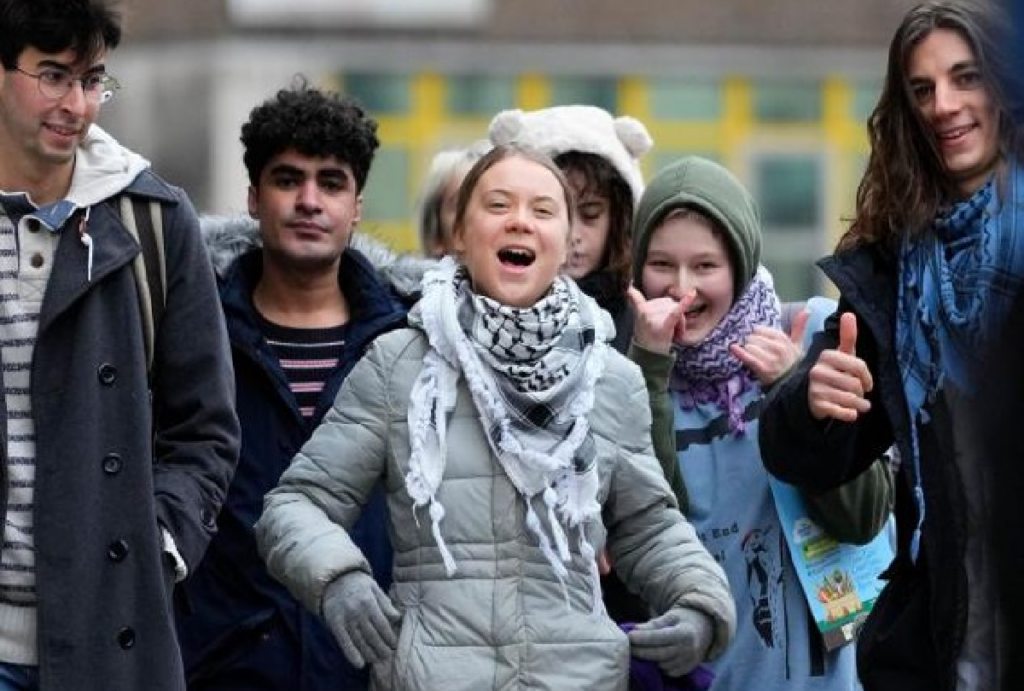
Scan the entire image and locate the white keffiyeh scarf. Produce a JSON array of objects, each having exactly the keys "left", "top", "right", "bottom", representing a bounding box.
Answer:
[{"left": 406, "top": 257, "right": 613, "bottom": 611}]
